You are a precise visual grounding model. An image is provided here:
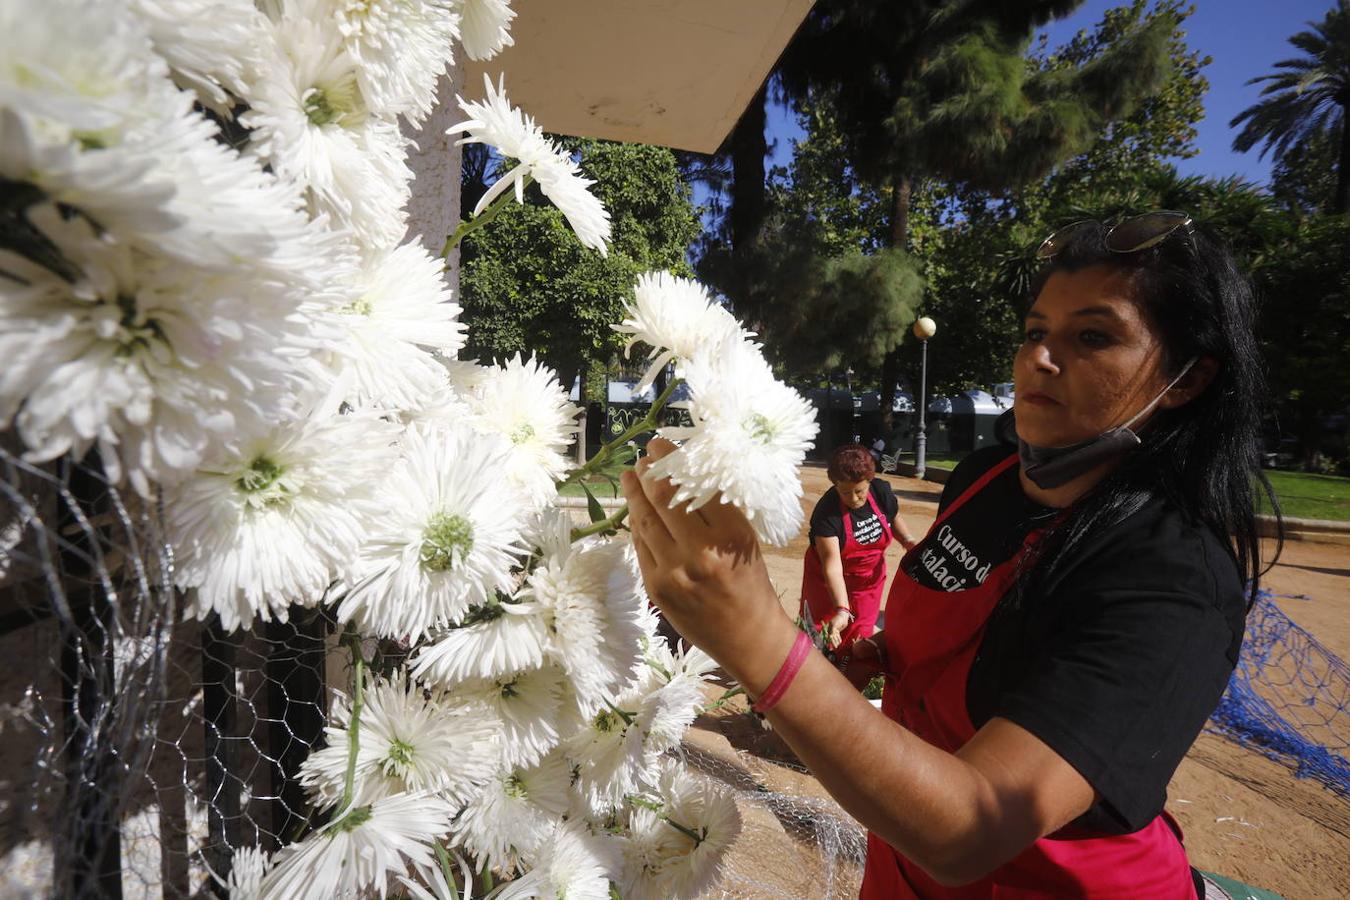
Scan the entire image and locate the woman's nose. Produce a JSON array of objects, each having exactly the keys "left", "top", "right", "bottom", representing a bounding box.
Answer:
[{"left": 1026, "top": 340, "right": 1060, "bottom": 375}]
